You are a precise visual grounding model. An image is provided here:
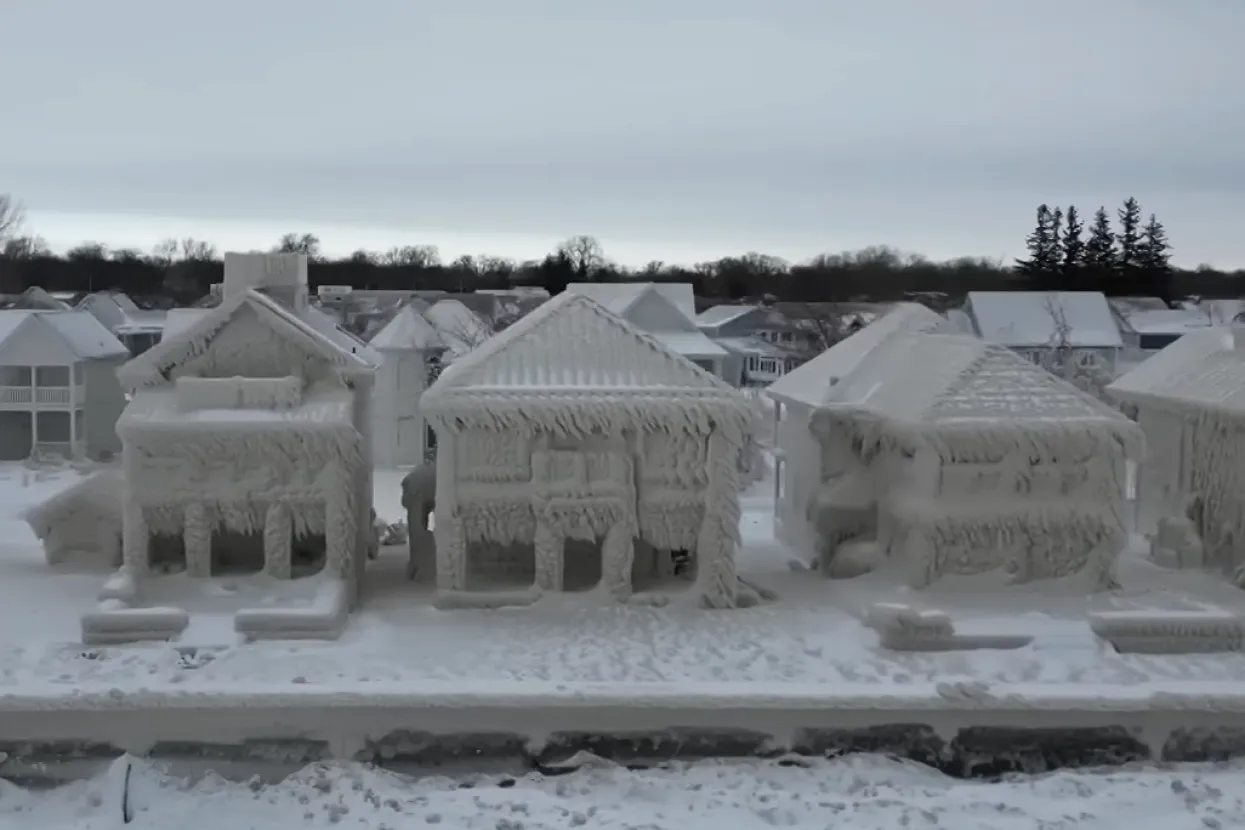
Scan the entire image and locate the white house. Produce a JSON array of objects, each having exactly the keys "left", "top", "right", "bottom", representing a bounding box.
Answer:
[
  {"left": 0, "top": 310, "right": 129, "bottom": 461},
  {"left": 963, "top": 291, "right": 1124, "bottom": 377},
  {"left": 419, "top": 291, "right": 756, "bottom": 608},
  {"left": 1107, "top": 328, "right": 1245, "bottom": 572},
  {"left": 370, "top": 302, "right": 446, "bottom": 467},
  {"left": 767, "top": 303, "right": 949, "bottom": 556},
  {"left": 565, "top": 283, "right": 729, "bottom": 378},
  {"left": 806, "top": 331, "right": 1141, "bottom": 589},
  {"left": 113, "top": 253, "right": 376, "bottom": 607}
]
